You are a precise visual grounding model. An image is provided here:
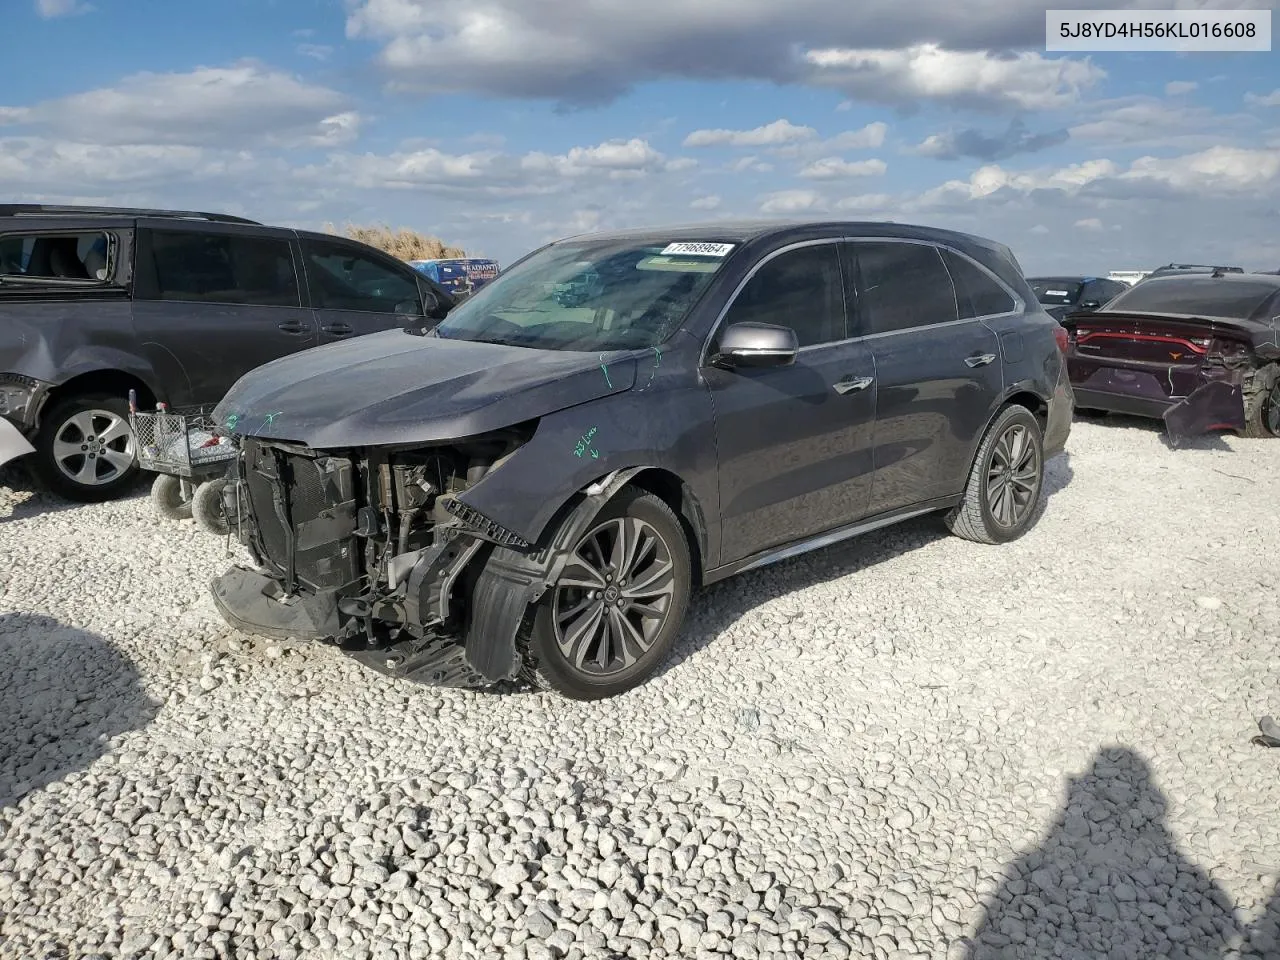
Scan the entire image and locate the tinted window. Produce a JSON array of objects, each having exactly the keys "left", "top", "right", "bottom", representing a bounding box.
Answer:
[
  {"left": 302, "top": 240, "right": 422, "bottom": 315},
  {"left": 0, "top": 231, "right": 112, "bottom": 281},
  {"left": 137, "top": 230, "right": 299, "bottom": 306},
  {"left": 943, "top": 249, "right": 1017, "bottom": 318},
  {"left": 852, "top": 241, "right": 958, "bottom": 335},
  {"left": 1103, "top": 276, "right": 1280, "bottom": 321},
  {"left": 722, "top": 243, "right": 845, "bottom": 348}
]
